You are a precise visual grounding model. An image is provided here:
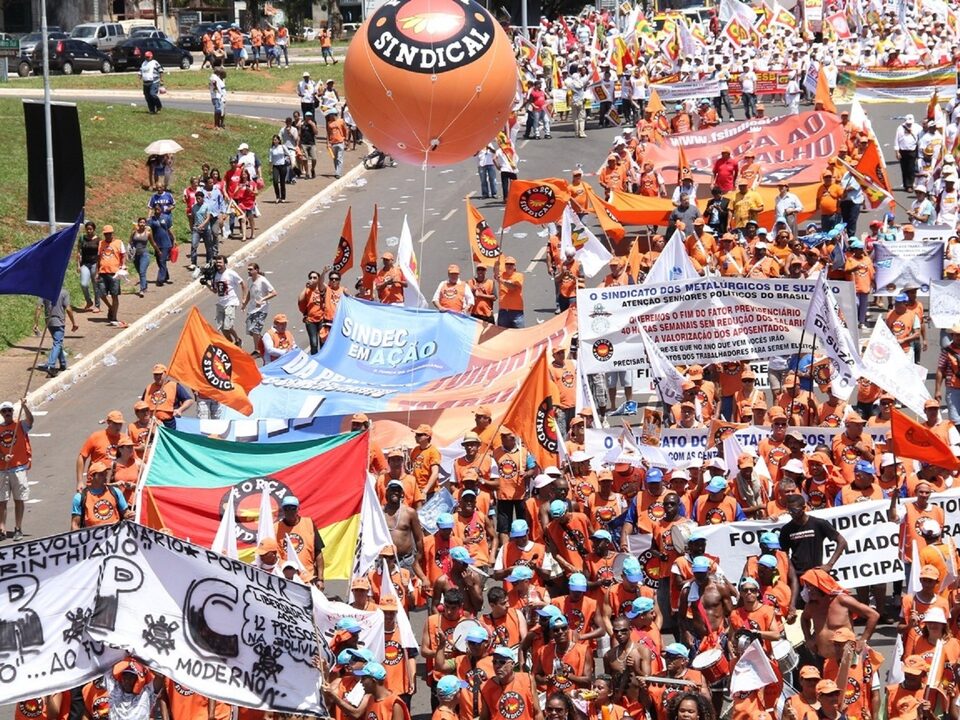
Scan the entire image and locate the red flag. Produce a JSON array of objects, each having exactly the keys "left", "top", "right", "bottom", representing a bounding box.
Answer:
[
  {"left": 332, "top": 207, "right": 354, "bottom": 274},
  {"left": 890, "top": 408, "right": 960, "bottom": 470},
  {"left": 361, "top": 205, "right": 379, "bottom": 295},
  {"left": 167, "top": 307, "right": 262, "bottom": 415}
]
